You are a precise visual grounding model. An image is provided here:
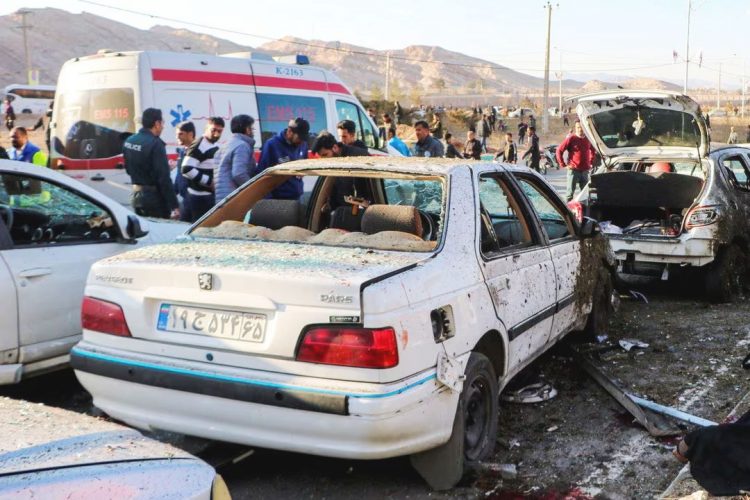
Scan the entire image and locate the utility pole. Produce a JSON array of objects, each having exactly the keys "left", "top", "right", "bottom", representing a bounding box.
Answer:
[
  {"left": 17, "top": 9, "right": 33, "bottom": 84},
  {"left": 542, "top": 2, "right": 554, "bottom": 134},
  {"left": 555, "top": 48, "right": 563, "bottom": 114},
  {"left": 384, "top": 51, "right": 391, "bottom": 101},
  {"left": 716, "top": 62, "right": 721, "bottom": 110},
  {"left": 684, "top": 0, "right": 691, "bottom": 94},
  {"left": 742, "top": 60, "right": 746, "bottom": 119}
]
